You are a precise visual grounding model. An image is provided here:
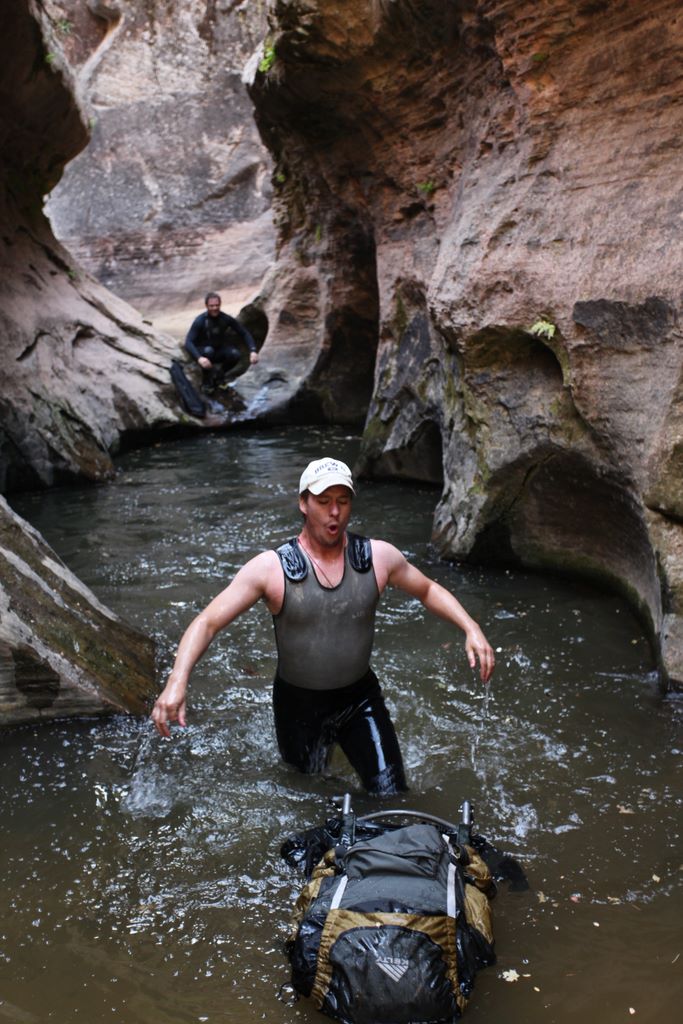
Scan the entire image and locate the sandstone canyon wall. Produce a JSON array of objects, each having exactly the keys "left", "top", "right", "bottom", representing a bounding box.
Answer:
[
  {"left": 0, "top": 0, "right": 191, "bottom": 494},
  {"left": 0, "top": 1, "right": 184, "bottom": 723},
  {"left": 45, "top": 0, "right": 274, "bottom": 330},
  {"left": 246, "top": 0, "right": 683, "bottom": 684}
]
